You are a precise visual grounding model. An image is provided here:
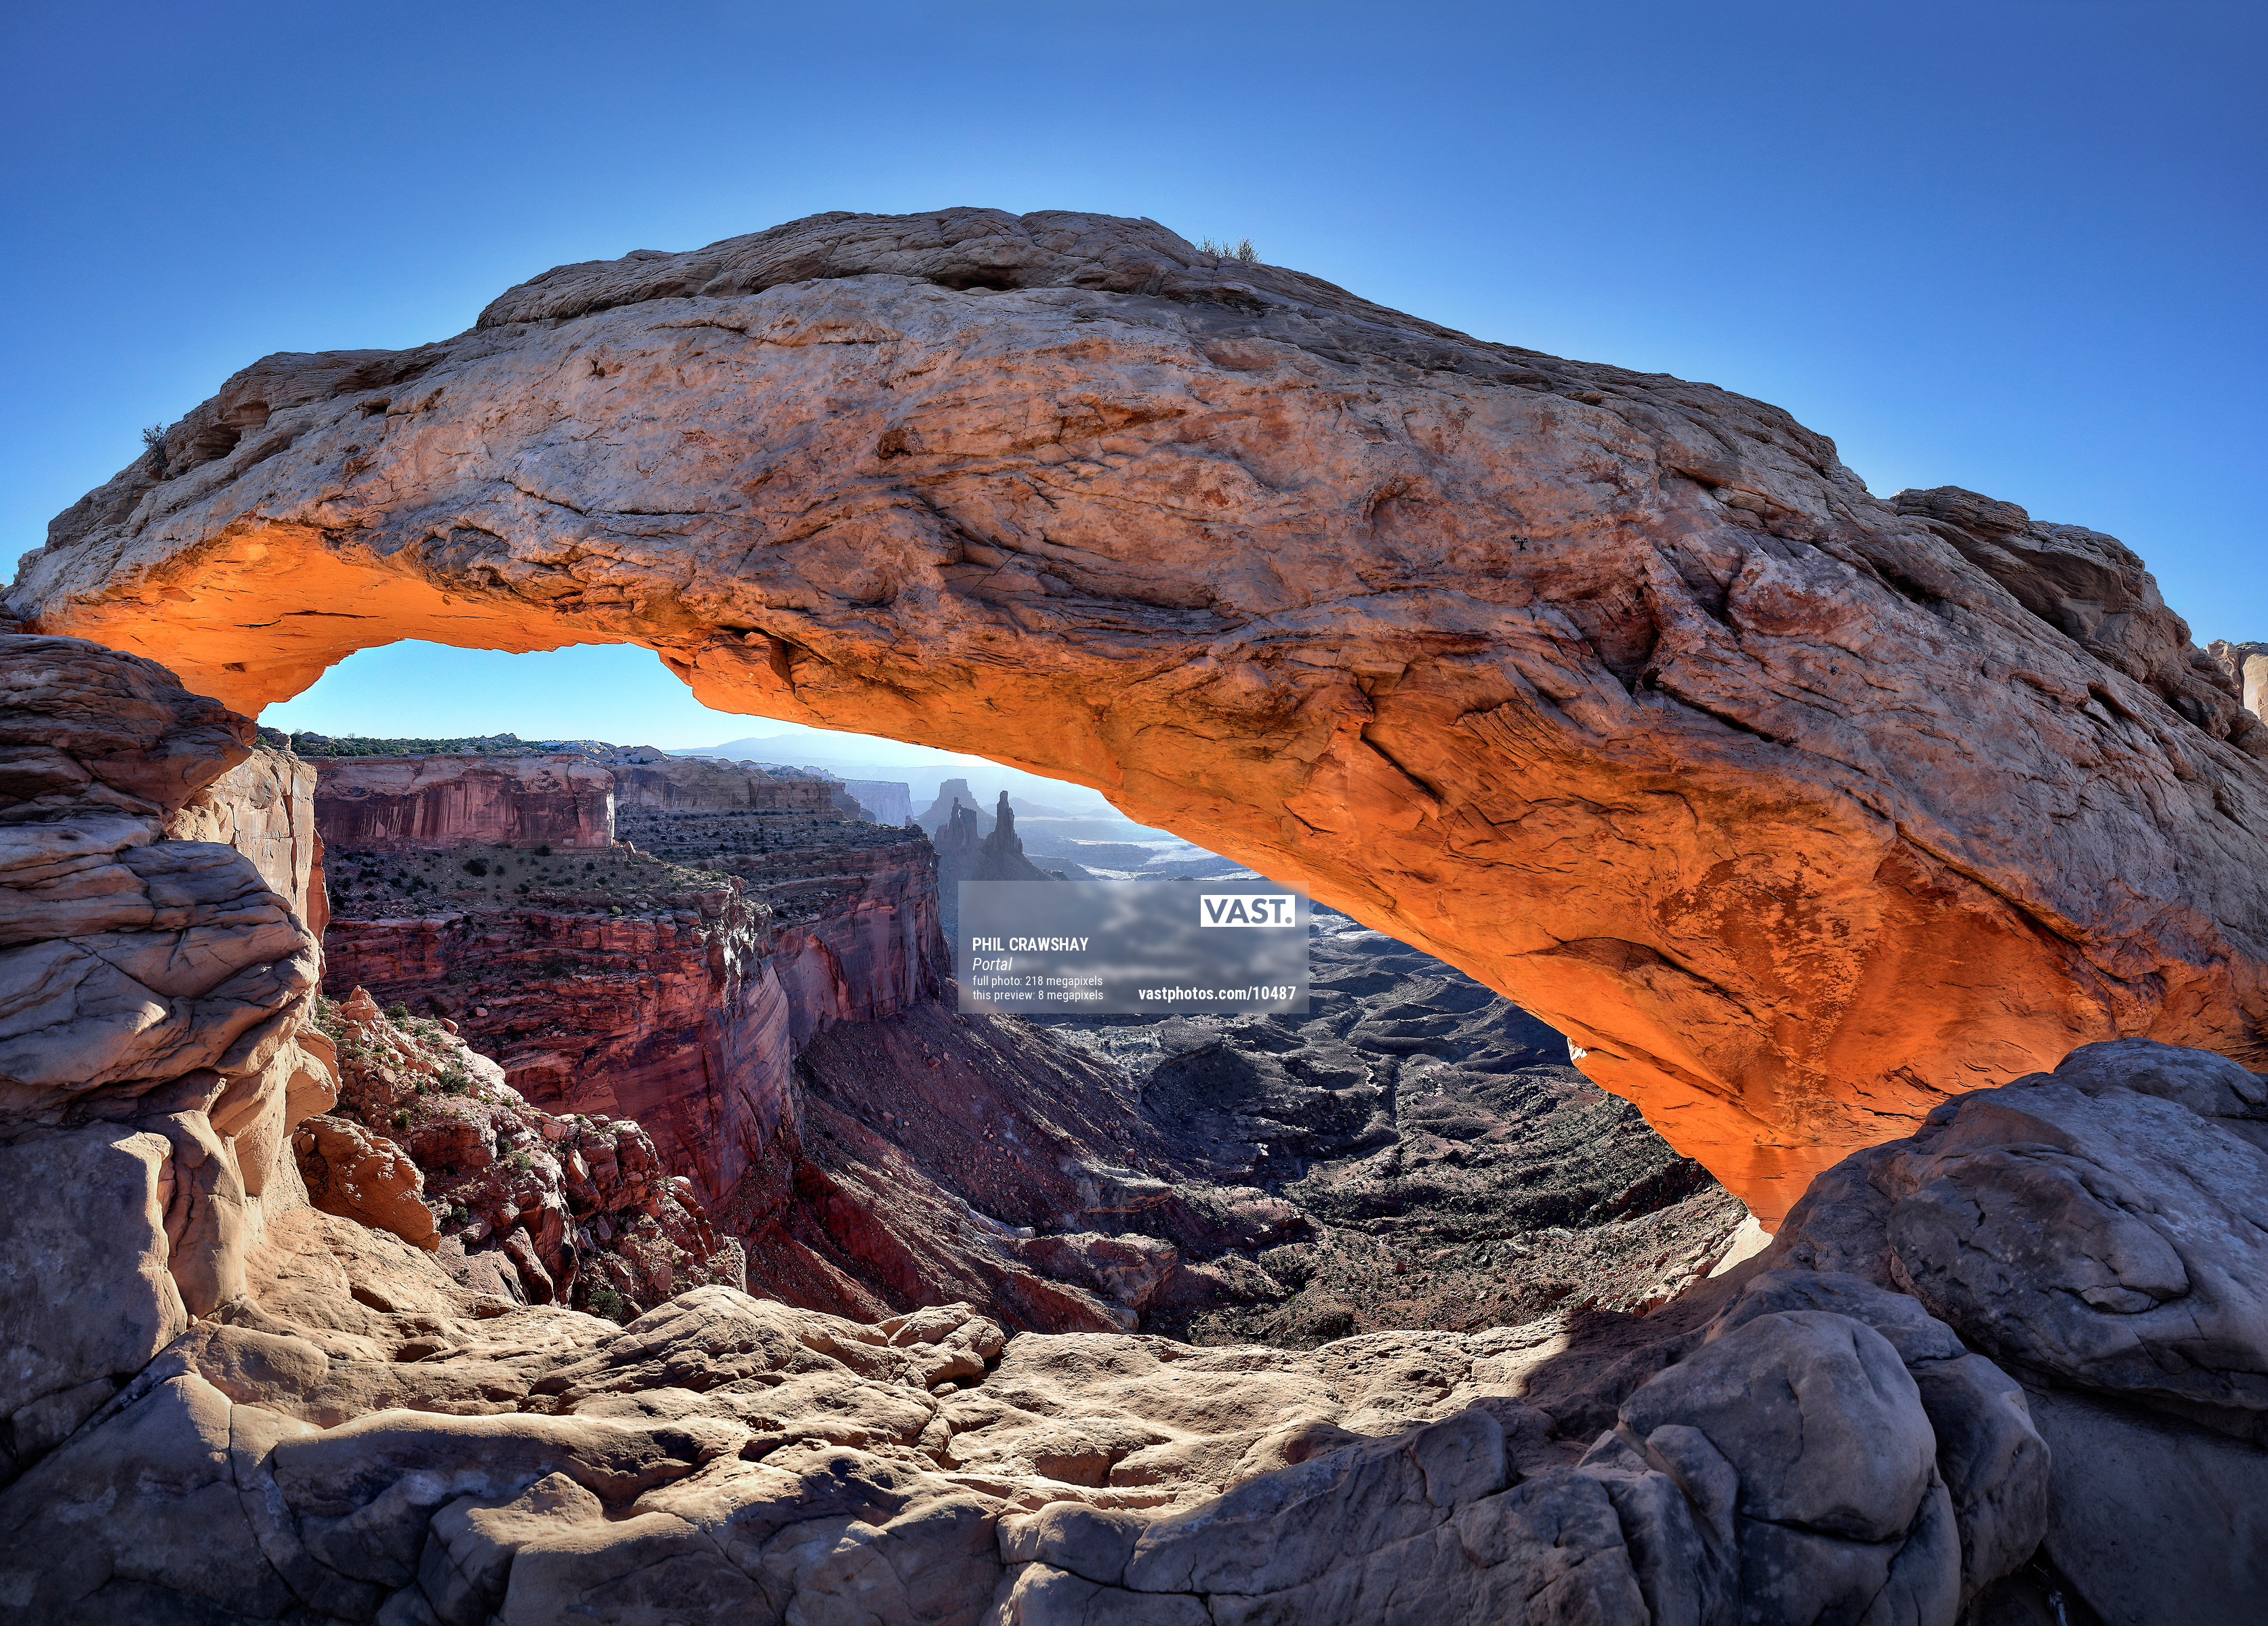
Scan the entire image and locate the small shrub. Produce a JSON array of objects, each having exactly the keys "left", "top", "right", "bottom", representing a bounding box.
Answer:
[
  {"left": 140, "top": 424, "right": 169, "bottom": 478},
  {"left": 508, "top": 1150, "right": 533, "bottom": 1173},
  {"left": 448, "top": 1205, "right": 470, "bottom": 1226},
  {"left": 462, "top": 858, "right": 489, "bottom": 877},
  {"left": 385, "top": 1001, "right": 411, "bottom": 1021},
  {"left": 437, "top": 1068, "right": 472, "bottom": 1096},
  {"left": 585, "top": 1284, "right": 632, "bottom": 1325},
  {"left": 535, "top": 844, "right": 552, "bottom": 856},
  {"left": 390, "top": 1110, "right": 410, "bottom": 1129}
]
